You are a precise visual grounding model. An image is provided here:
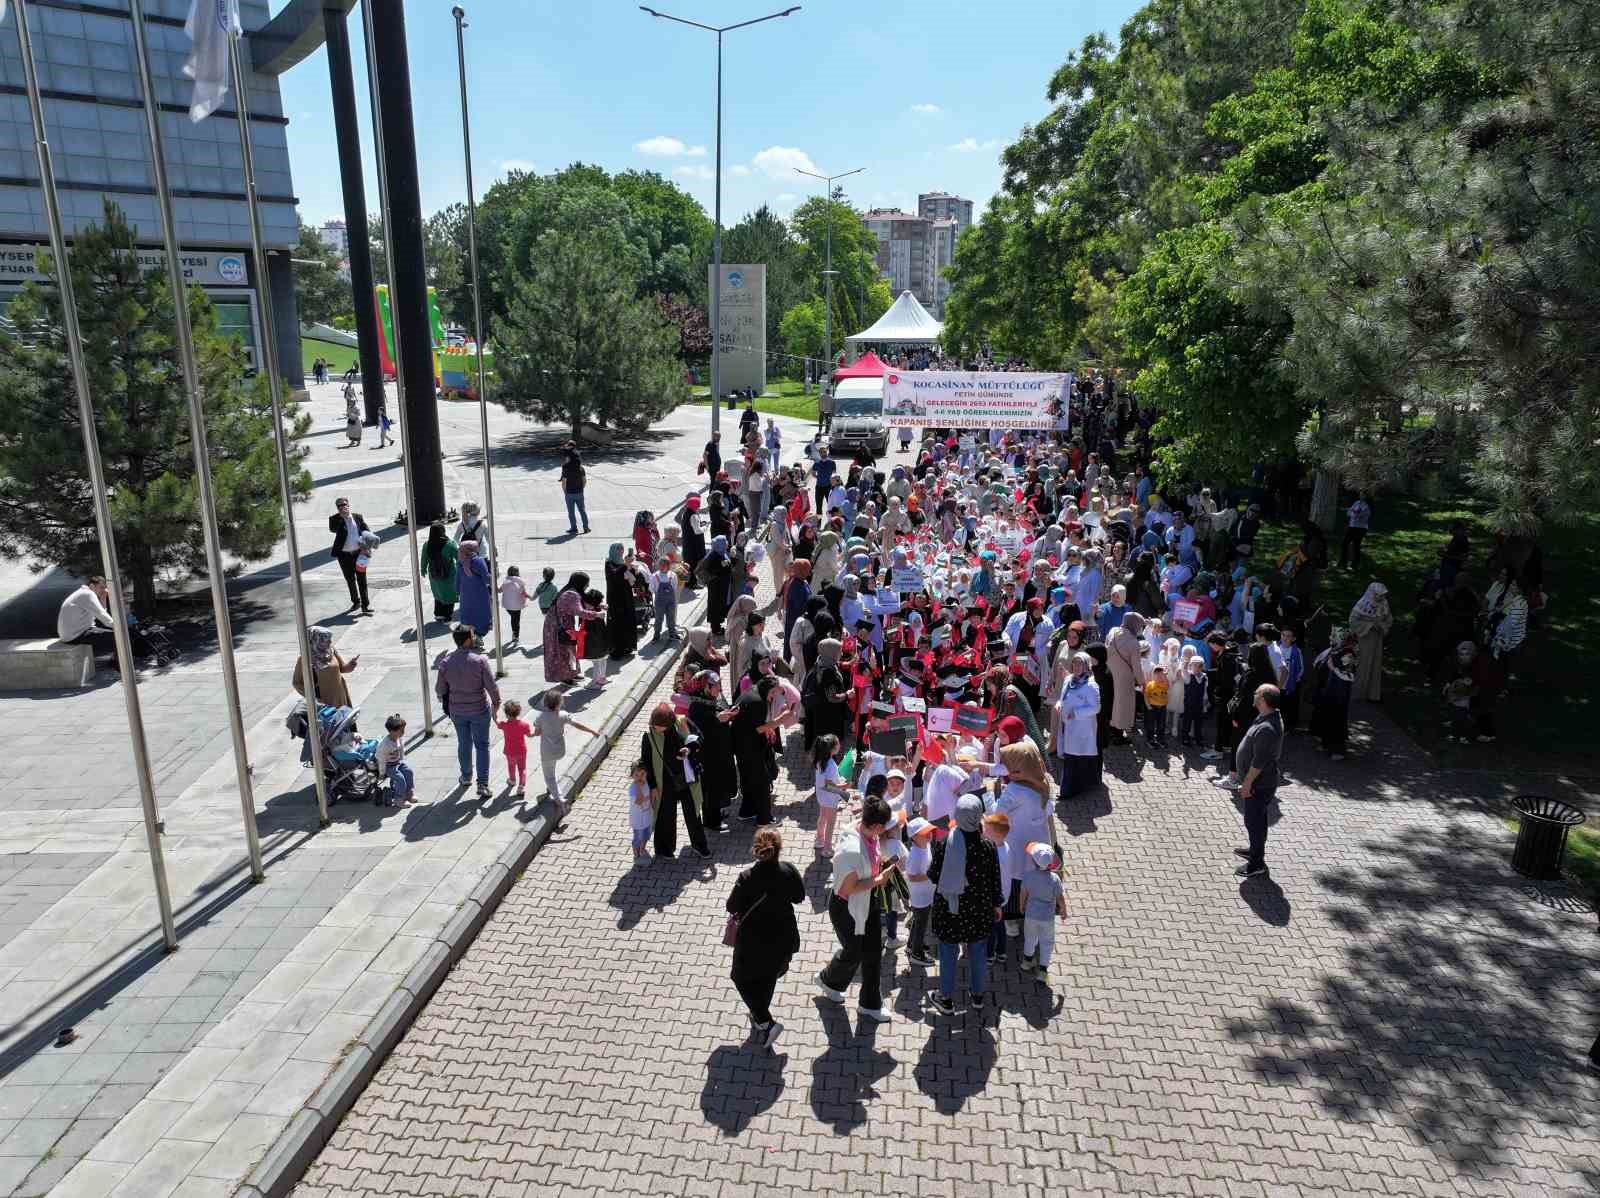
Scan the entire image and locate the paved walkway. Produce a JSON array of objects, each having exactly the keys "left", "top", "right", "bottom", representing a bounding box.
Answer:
[
  {"left": 297, "top": 603, "right": 1600, "bottom": 1197},
  {"left": 0, "top": 386, "right": 816, "bottom": 1197}
]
